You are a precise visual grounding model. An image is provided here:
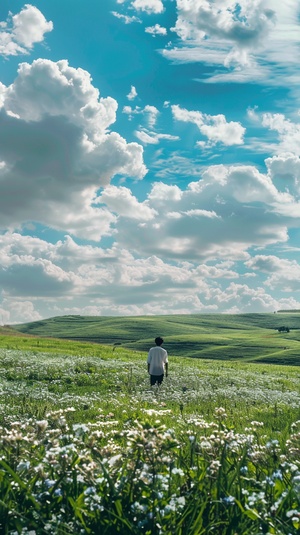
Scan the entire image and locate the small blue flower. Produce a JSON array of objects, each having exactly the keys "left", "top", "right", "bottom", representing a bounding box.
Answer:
[
  {"left": 84, "top": 486, "right": 96, "bottom": 496},
  {"left": 44, "top": 479, "right": 56, "bottom": 489},
  {"left": 272, "top": 469, "right": 283, "bottom": 480},
  {"left": 222, "top": 496, "right": 235, "bottom": 505}
]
